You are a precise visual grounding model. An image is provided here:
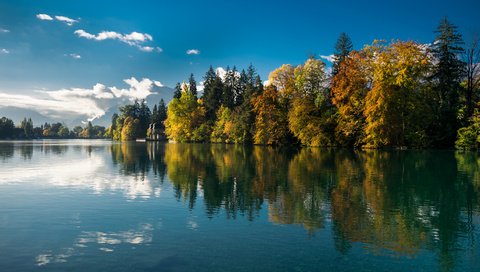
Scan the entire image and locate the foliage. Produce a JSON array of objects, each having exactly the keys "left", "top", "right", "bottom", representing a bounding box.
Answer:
[
  {"left": 331, "top": 51, "right": 370, "bottom": 147},
  {"left": 363, "top": 41, "right": 433, "bottom": 148},
  {"left": 164, "top": 83, "right": 206, "bottom": 142},
  {"left": 456, "top": 106, "right": 480, "bottom": 150},
  {"left": 430, "top": 17, "right": 465, "bottom": 147},
  {"left": 288, "top": 58, "right": 336, "bottom": 146},
  {"left": 252, "top": 85, "right": 289, "bottom": 145}
]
